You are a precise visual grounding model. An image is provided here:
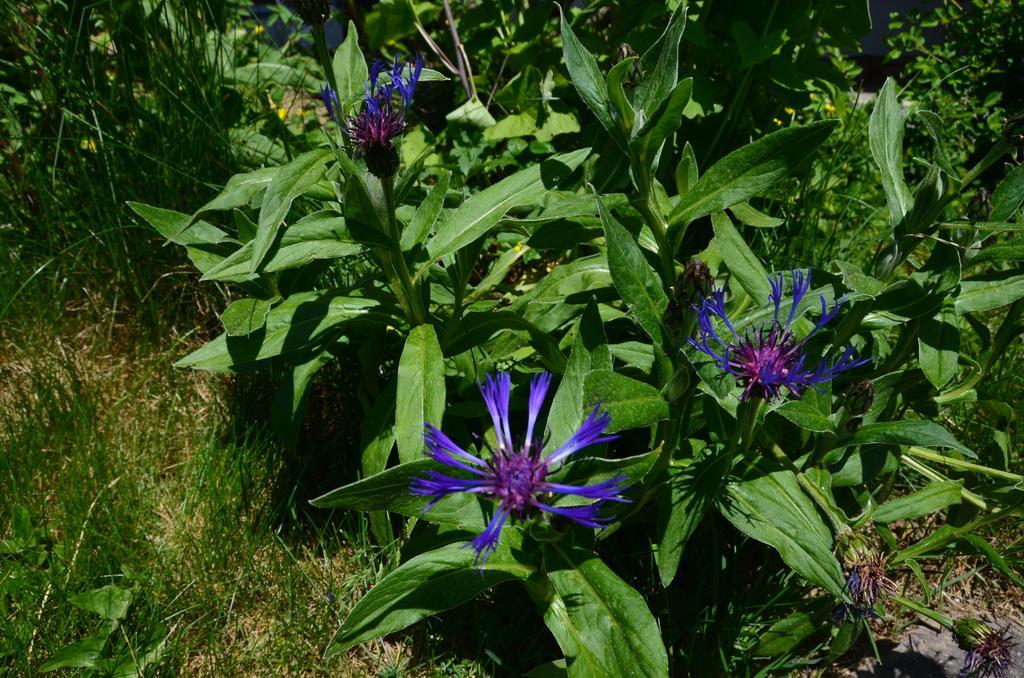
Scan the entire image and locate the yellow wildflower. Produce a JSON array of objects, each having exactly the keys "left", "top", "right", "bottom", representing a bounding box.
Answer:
[
  {"left": 386, "top": 325, "right": 397, "bottom": 333},
  {"left": 773, "top": 117, "right": 783, "bottom": 126},
  {"left": 80, "top": 138, "right": 97, "bottom": 152},
  {"left": 277, "top": 107, "right": 287, "bottom": 121},
  {"left": 824, "top": 102, "right": 836, "bottom": 114},
  {"left": 253, "top": 24, "right": 266, "bottom": 36},
  {"left": 515, "top": 242, "right": 523, "bottom": 253},
  {"left": 784, "top": 106, "right": 796, "bottom": 115}
]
